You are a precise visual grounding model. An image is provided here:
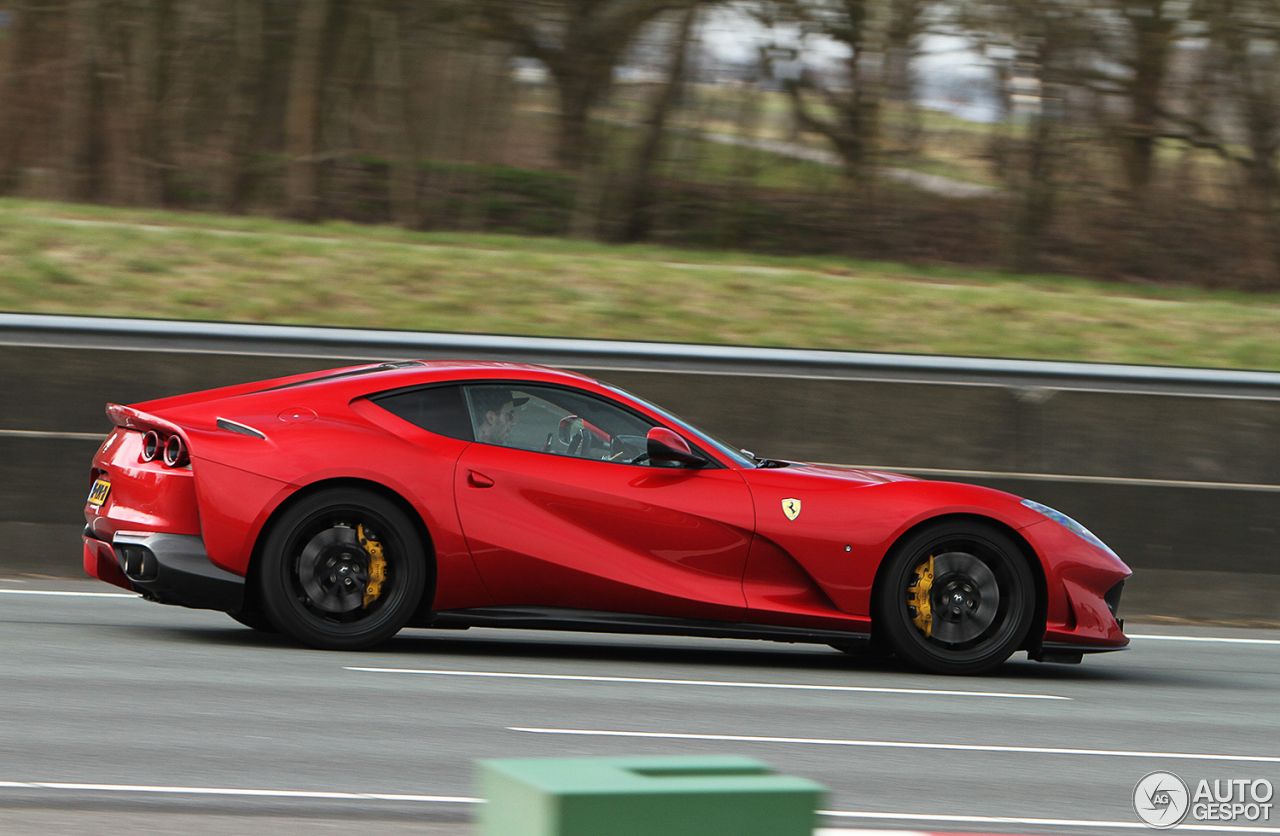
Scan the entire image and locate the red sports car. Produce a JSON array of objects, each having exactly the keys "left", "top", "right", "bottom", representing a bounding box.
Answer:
[{"left": 83, "top": 360, "right": 1129, "bottom": 674}]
